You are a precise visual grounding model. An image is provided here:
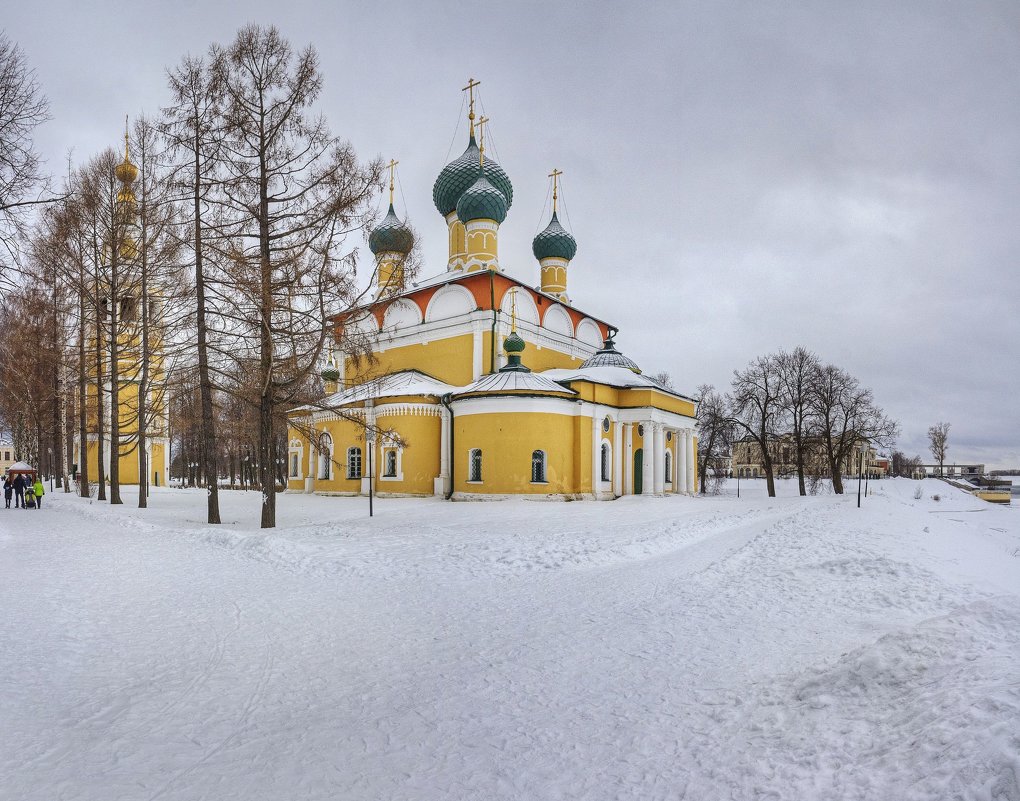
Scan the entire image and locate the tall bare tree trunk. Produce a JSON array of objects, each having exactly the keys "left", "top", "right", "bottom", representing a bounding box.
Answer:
[
  {"left": 195, "top": 139, "right": 220, "bottom": 523},
  {"left": 92, "top": 237, "right": 106, "bottom": 501}
]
